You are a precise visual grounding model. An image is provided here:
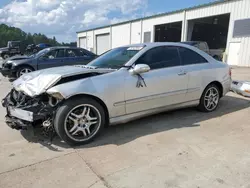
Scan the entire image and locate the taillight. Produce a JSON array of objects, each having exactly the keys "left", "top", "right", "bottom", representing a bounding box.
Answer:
[{"left": 229, "top": 68, "right": 232, "bottom": 77}]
